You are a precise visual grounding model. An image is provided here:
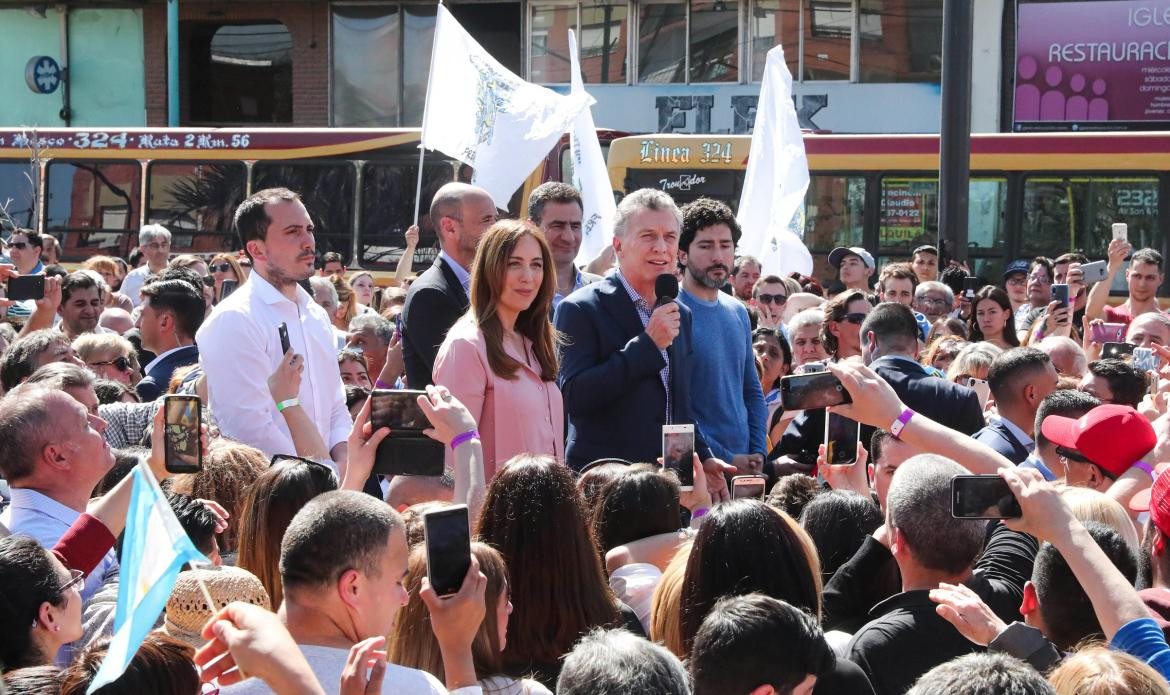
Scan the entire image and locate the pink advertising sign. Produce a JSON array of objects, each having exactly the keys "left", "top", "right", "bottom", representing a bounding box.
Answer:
[{"left": 1015, "top": 0, "right": 1170, "bottom": 131}]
